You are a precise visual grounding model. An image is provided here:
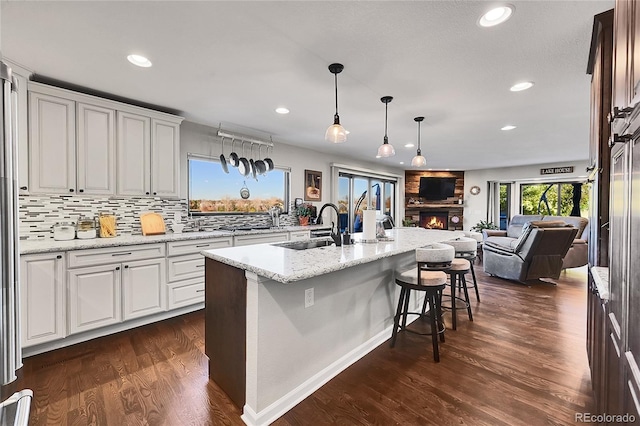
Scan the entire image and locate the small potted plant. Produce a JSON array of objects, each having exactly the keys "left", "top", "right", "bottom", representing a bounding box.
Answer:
[
  {"left": 297, "top": 203, "right": 313, "bottom": 226},
  {"left": 471, "top": 220, "right": 499, "bottom": 233}
]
